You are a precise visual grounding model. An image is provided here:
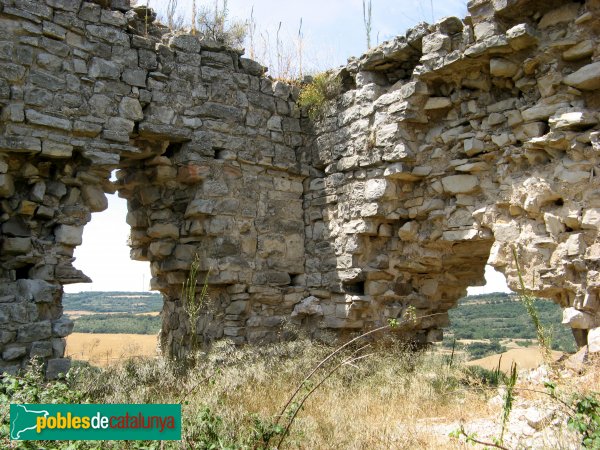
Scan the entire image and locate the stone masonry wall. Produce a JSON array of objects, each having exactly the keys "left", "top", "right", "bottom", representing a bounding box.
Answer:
[
  {"left": 0, "top": 0, "right": 599, "bottom": 376},
  {"left": 301, "top": 0, "right": 600, "bottom": 346},
  {"left": 0, "top": 0, "right": 308, "bottom": 375}
]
